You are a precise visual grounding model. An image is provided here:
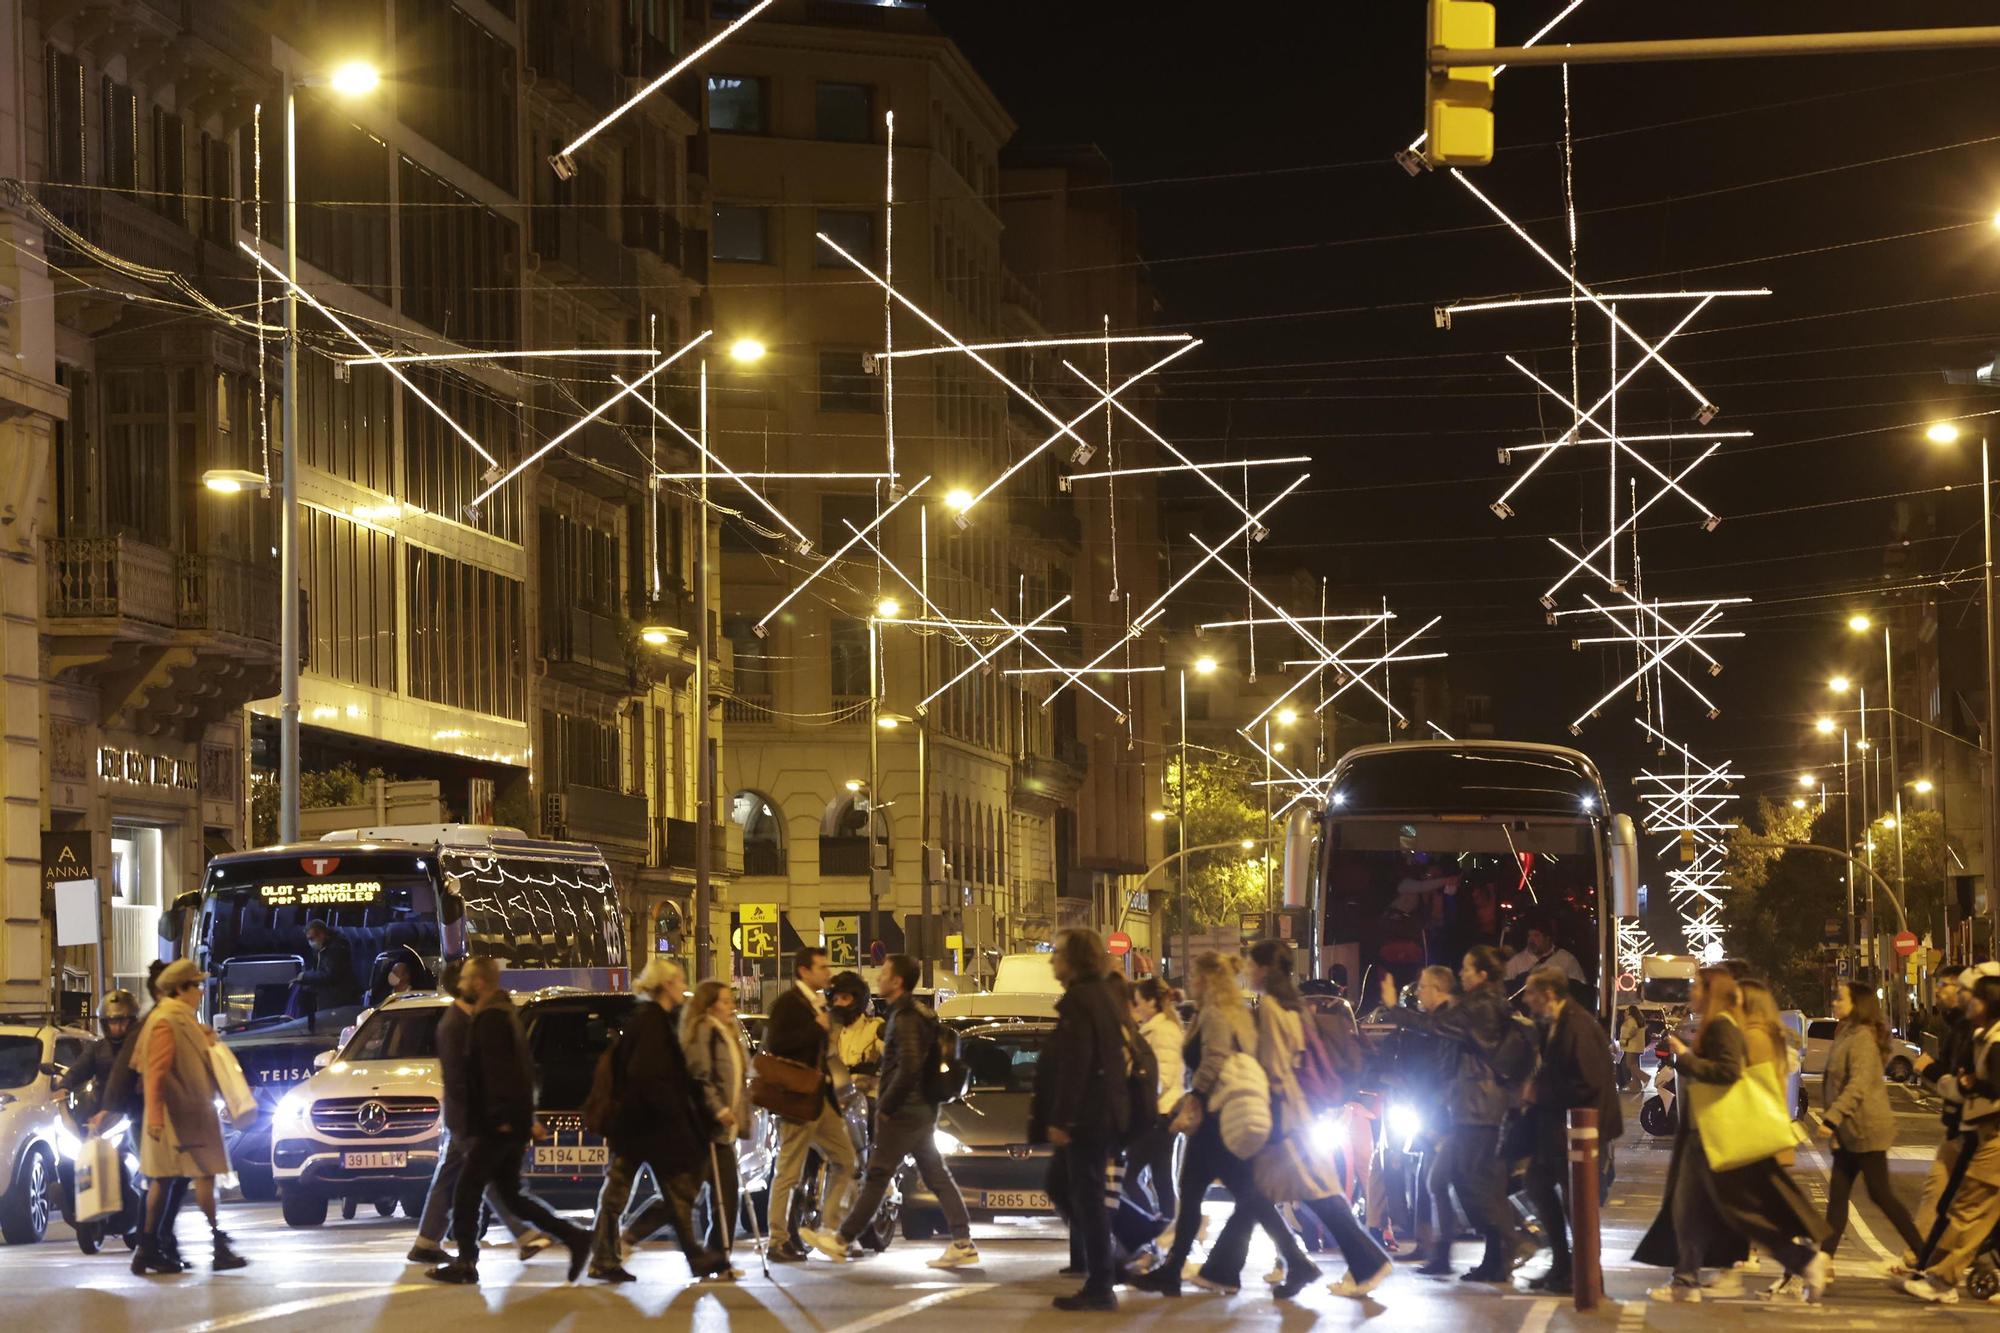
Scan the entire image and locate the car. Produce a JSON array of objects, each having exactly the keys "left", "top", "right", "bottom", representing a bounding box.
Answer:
[
  {"left": 1801, "top": 1016, "right": 1921, "bottom": 1082},
  {"left": 0, "top": 1018, "right": 94, "bottom": 1244},
  {"left": 899, "top": 1020, "right": 1056, "bottom": 1238}
]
